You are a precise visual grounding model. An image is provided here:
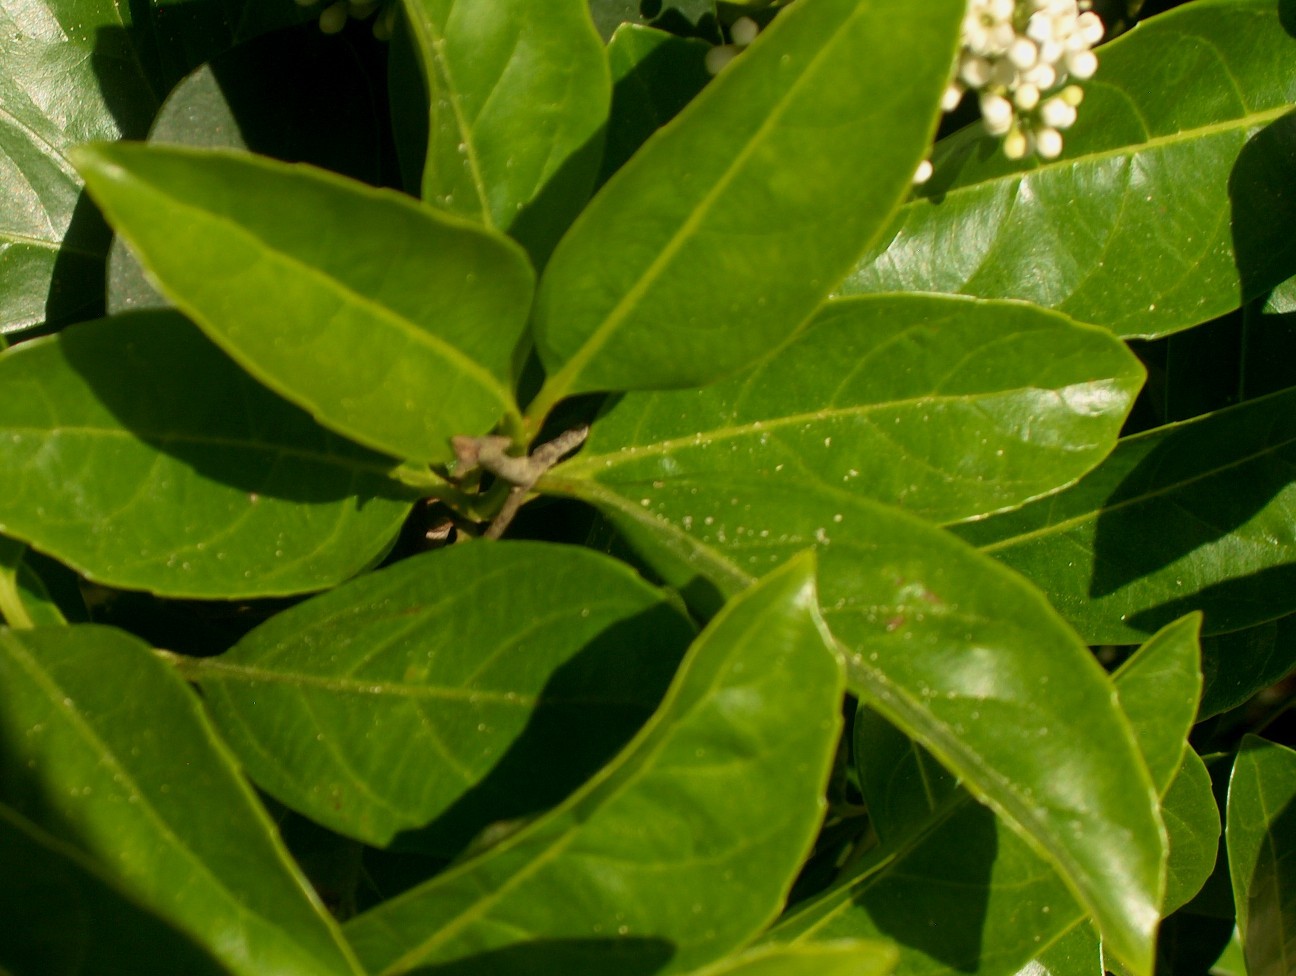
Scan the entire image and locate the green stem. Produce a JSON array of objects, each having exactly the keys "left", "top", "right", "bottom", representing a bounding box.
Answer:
[{"left": 0, "top": 566, "right": 34, "bottom": 629}]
